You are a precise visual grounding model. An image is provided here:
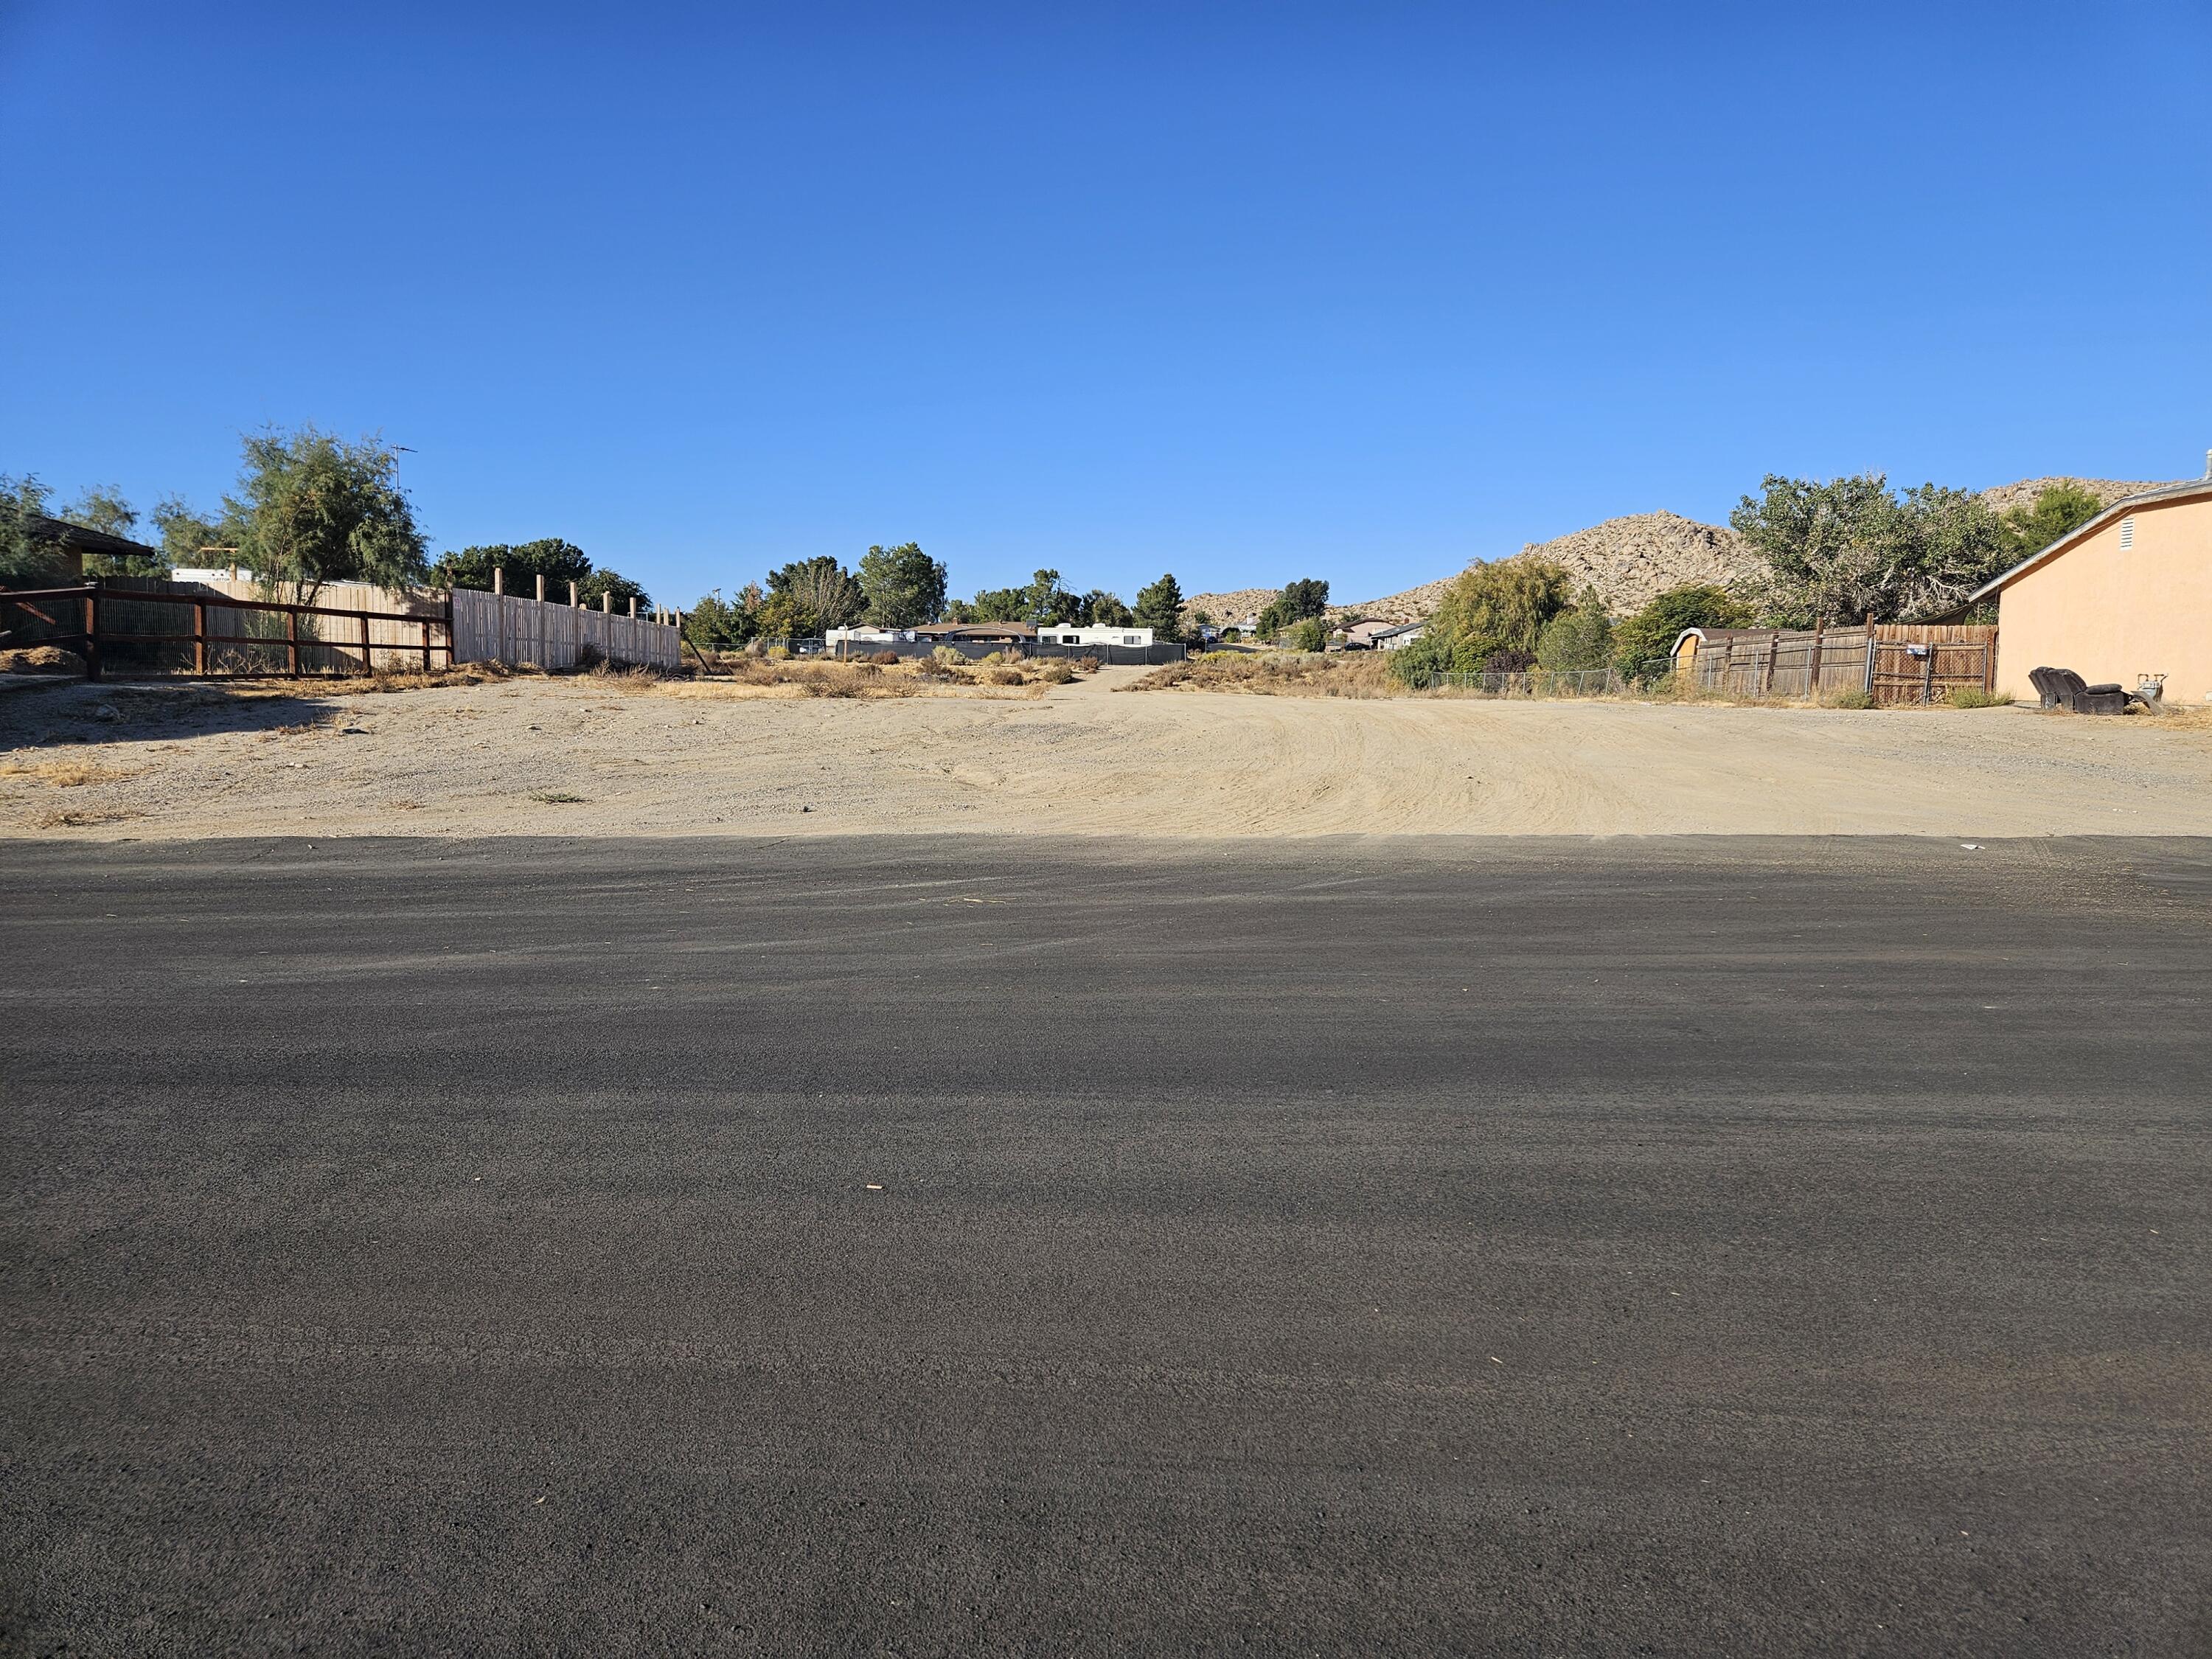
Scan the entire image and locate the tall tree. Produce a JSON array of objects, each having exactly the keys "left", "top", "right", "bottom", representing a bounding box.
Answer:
[
  {"left": 431, "top": 538, "right": 594, "bottom": 597},
  {"left": 1133, "top": 572, "right": 1186, "bottom": 644},
  {"left": 1020, "top": 568, "right": 1079, "bottom": 625},
  {"left": 857, "top": 541, "right": 949, "bottom": 627},
  {"left": 224, "top": 425, "right": 428, "bottom": 604},
  {"left": 968, "top": 585, "right": 1028, "bottom": 622},
  {"left": 766, "top": 555, "right": 863, "bottom": 633},
  {"left": 1278, "top": 577, "right": 1330, "bottom": 620},
  {"left": 578, "top": 567, "right": 651, "bottom": 611},
  {"left": 151, "top": 495, "right": 228, "bottom": 570},
  {"left": 1080, "top": 589, "right": 1133, "bottom": 627}
]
